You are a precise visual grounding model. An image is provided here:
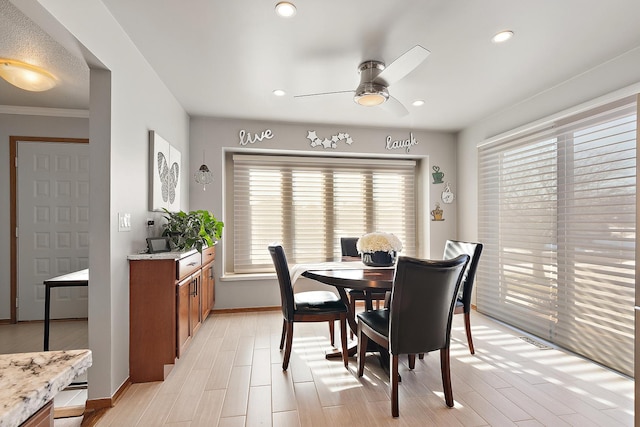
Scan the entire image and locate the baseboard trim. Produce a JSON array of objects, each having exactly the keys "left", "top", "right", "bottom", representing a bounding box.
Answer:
[
  {"left": 211, "top": 306, "right": 280, "bottom": 314},
  {"left": 85, "top": 377, "right": 131, "bottom": 411}
]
